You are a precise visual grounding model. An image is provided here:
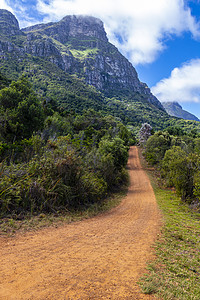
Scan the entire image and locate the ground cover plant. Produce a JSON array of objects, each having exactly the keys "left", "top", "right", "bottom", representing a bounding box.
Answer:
[
  {"left": 0, "top": 187, "right": 127, "bottom": 235},
  {"left": 139, "top": 151, "right": 200, "bottom": 300}
]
